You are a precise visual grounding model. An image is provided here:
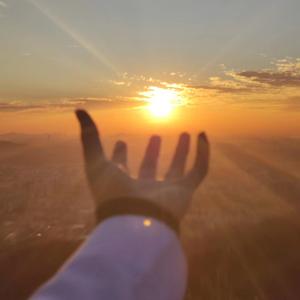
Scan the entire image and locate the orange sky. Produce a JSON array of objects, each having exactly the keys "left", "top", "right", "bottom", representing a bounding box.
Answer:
[
  {"left": 1, "top": 103, "right": 299, "bottom": 138},
  {"left": 1, "top": 1, "right": 300, "bottom": 139}
]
